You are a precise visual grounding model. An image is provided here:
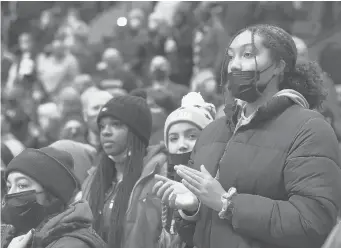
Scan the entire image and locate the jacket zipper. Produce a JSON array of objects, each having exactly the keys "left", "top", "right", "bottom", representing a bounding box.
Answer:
[{"left": 125, "top": 163, "right": 159, "bottom": 215}]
